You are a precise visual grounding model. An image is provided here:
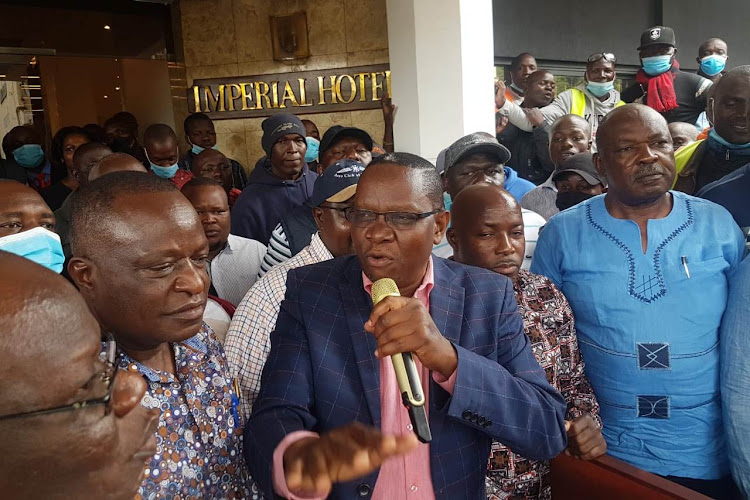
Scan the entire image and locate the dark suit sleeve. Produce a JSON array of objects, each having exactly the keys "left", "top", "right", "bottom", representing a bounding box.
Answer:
[
  {"left": 244, "top": 270, "right": 317, "bottom": 498},
  {"left": 621, "top": 82, "right": 644, "bottom": 103},
  {"left": 532, "top": 122, "right": 555, "bottom": 177},
  {"left": 438, "top": 278, "right": 568, "bottom": 460}
]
